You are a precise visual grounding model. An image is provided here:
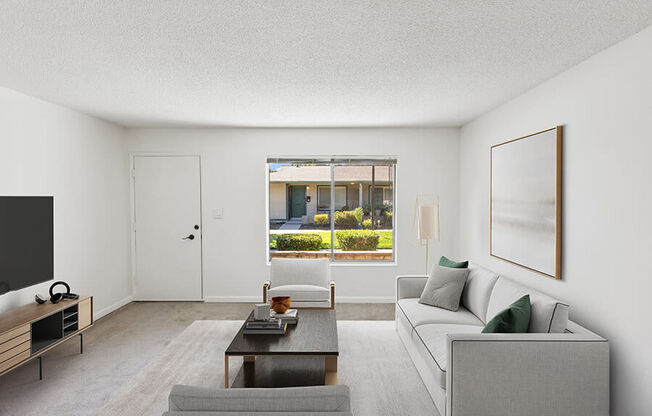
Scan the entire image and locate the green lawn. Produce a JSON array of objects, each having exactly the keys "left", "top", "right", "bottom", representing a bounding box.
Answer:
[{"left": 270, "top": 230, "right": 393, "bottom": 250}]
